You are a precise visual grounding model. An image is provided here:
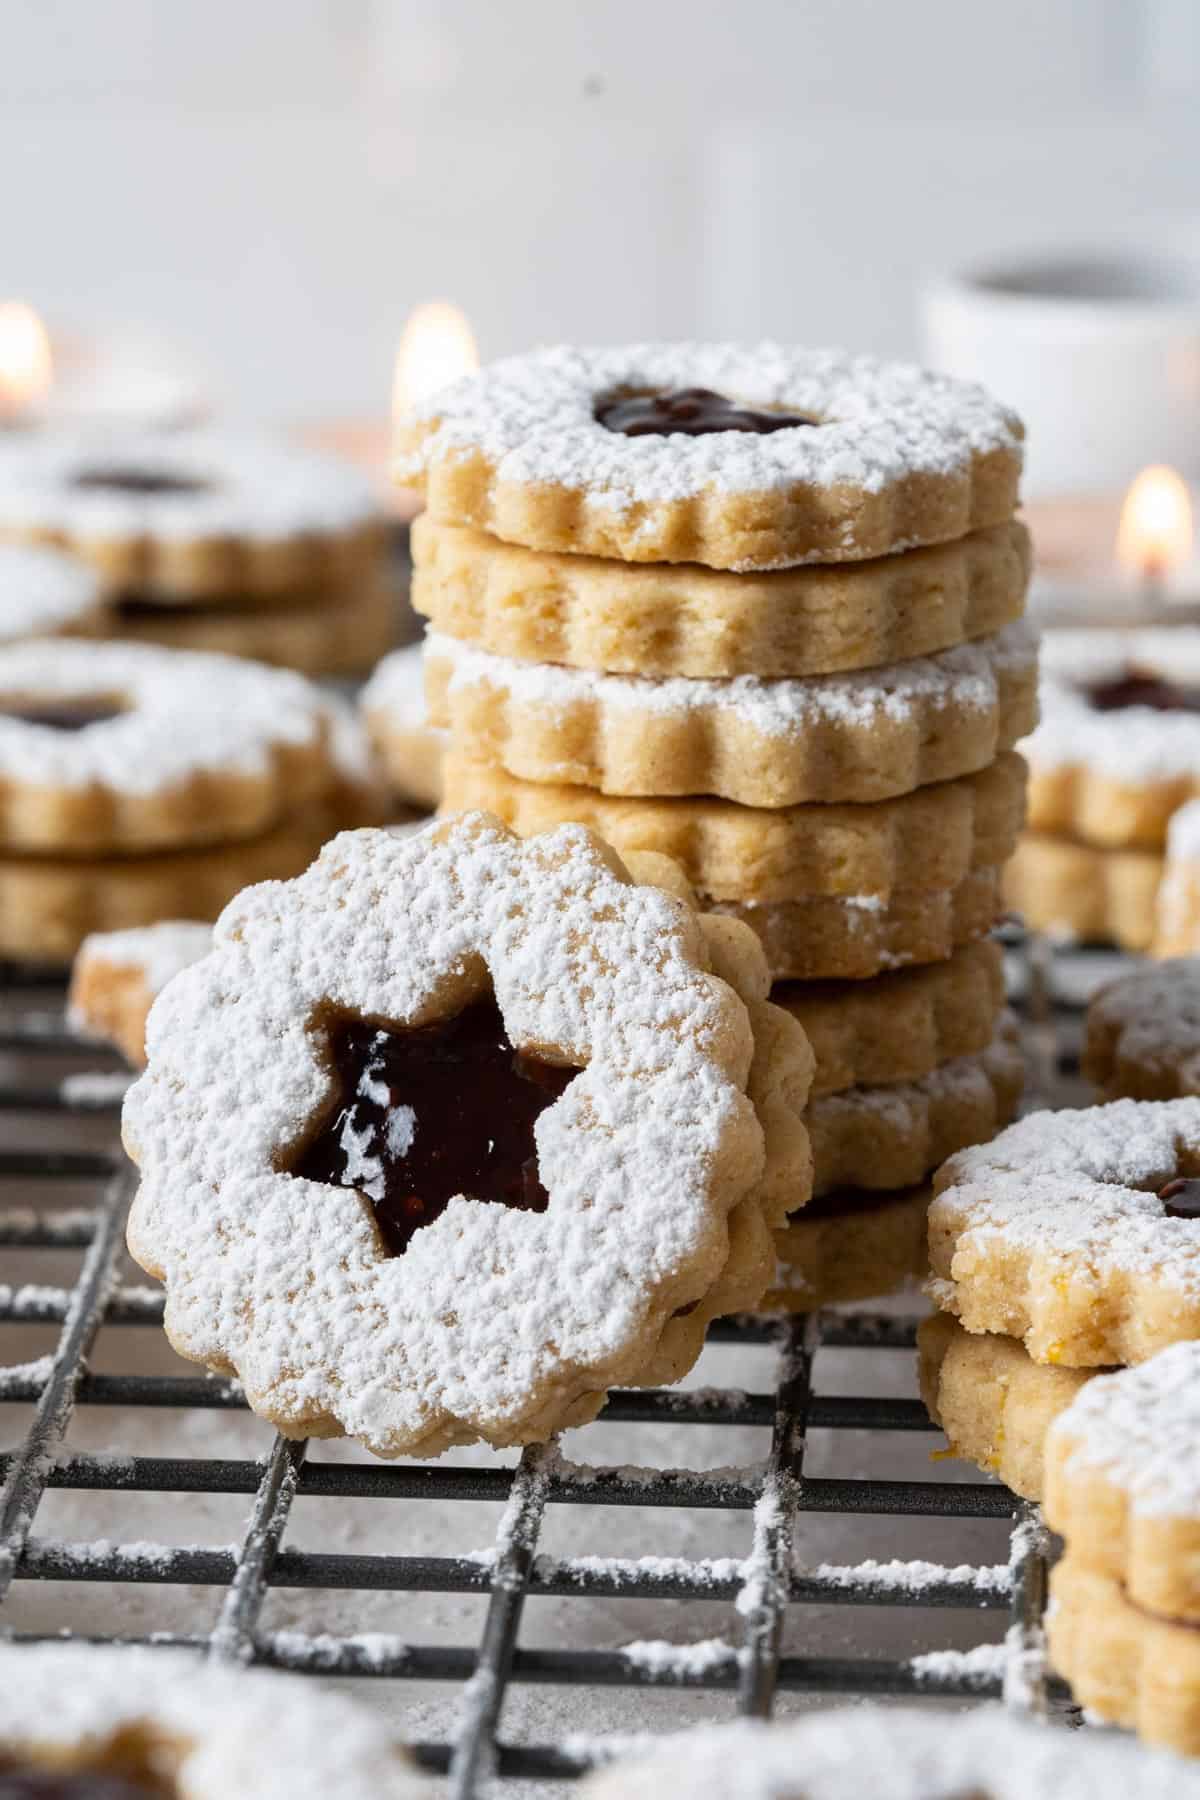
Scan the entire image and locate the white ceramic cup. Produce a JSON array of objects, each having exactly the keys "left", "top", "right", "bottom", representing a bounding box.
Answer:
[{"left": 922, "top": 244, "right": 1200, "bottom": 498}]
